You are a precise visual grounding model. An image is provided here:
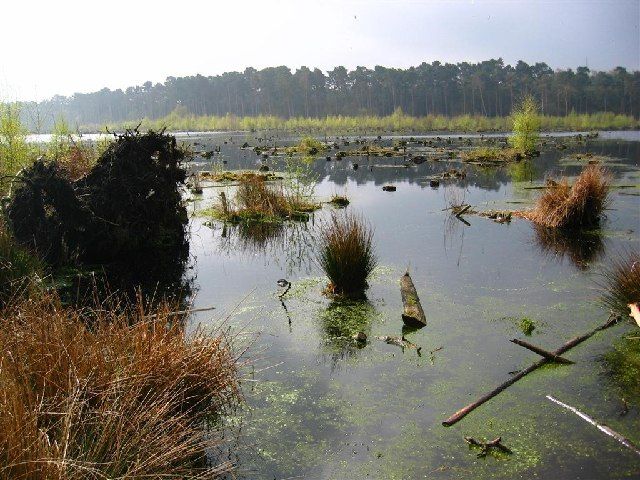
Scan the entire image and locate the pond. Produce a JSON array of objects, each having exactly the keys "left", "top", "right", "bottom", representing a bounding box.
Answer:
[{"left": 181, "top": 132, "right": 638, "bottom": 479}]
